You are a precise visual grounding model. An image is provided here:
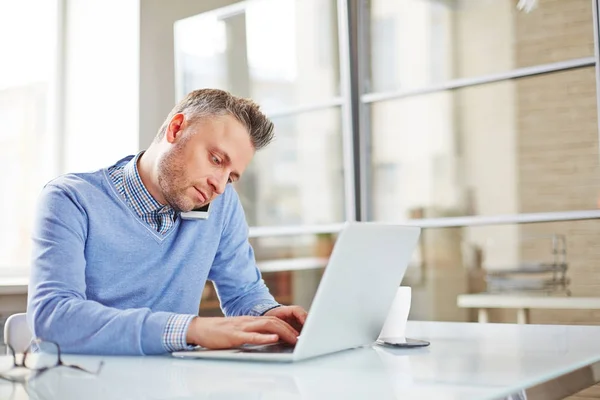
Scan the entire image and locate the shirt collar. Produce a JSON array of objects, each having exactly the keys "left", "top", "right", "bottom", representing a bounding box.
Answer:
[{"left": 123, "top": 152, "right": 173, "bottom": 215}]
